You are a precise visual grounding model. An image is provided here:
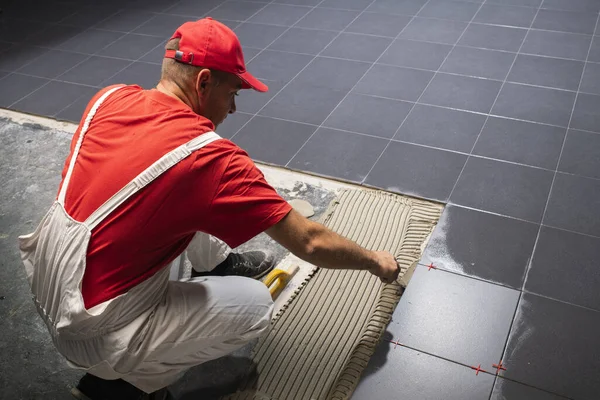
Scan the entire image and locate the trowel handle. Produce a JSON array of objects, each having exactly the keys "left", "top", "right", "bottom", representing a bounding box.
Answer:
[{"left": 264, "top": 265, "right": 300, "bottom": 299}]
